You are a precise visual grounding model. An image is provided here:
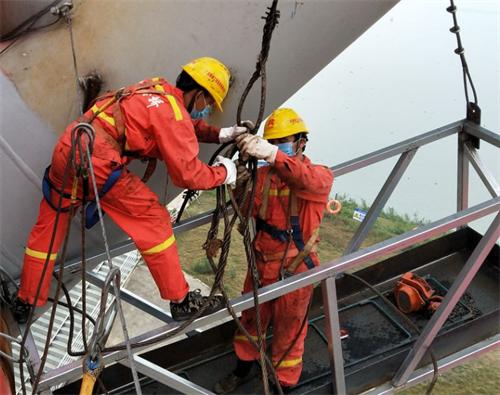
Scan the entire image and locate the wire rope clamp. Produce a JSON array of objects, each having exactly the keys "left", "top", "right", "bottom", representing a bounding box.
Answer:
[{"left": 204, "top": 238, "right": 223, "bottom": 258}]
